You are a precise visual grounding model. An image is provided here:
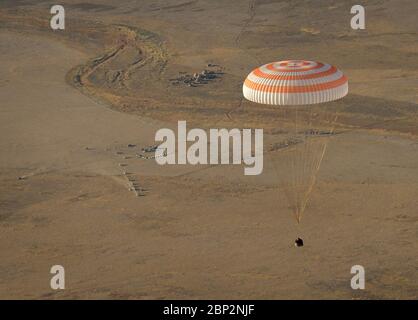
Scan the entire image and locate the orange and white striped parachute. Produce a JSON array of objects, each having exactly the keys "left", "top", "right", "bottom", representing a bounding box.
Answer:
[
  {"left": 243, "top": 60, "right": 348, "bottom": 225},
  {"left": 243, "top": 60, "right": 348, "bottom": 105}
]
